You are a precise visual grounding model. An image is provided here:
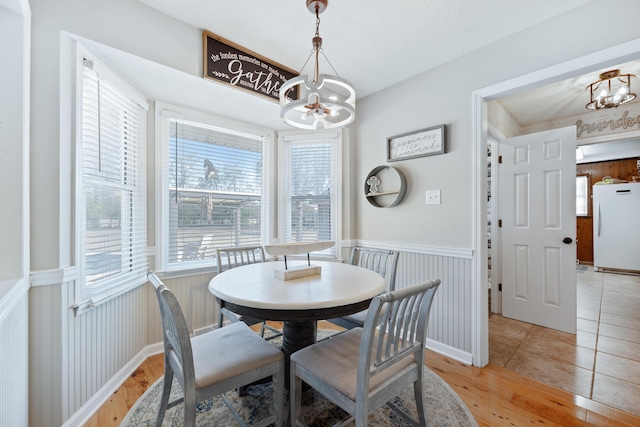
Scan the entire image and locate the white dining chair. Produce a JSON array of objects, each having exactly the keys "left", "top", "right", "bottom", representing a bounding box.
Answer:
[
  {"left": 290, "top": 279, "right": 441, "bottom": 427},
  {"left": 149, "top": 272, "right": 285, "bottom": 427}
]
